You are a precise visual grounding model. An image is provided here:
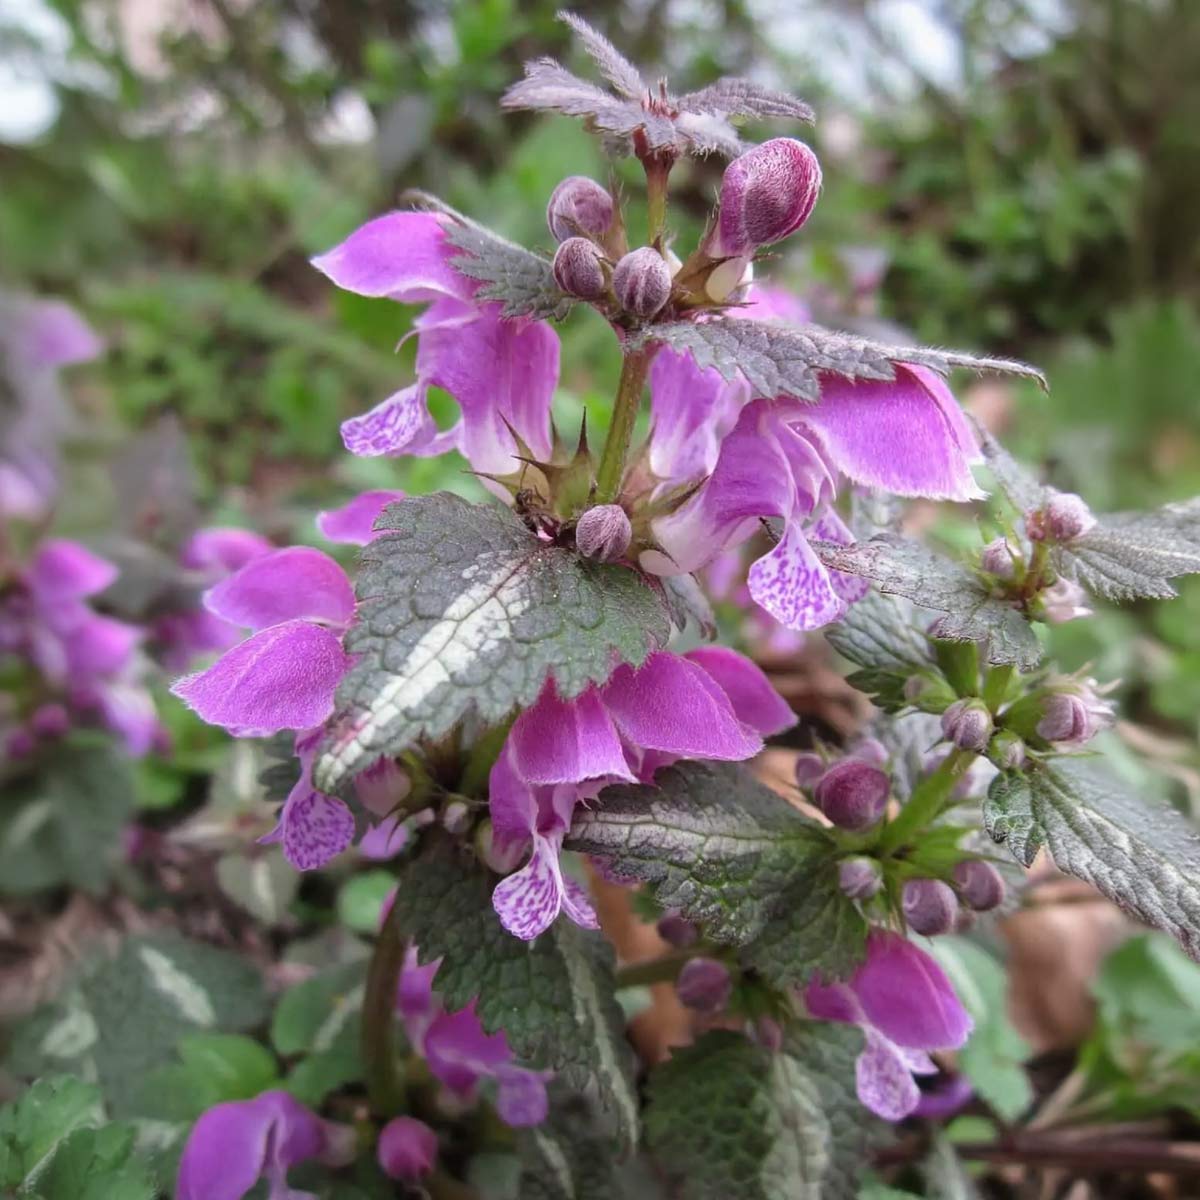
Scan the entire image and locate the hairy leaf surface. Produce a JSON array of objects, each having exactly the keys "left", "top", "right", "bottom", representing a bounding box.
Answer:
[{"left": 315, "top": 493, "right": 669, "bottom": 791}]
